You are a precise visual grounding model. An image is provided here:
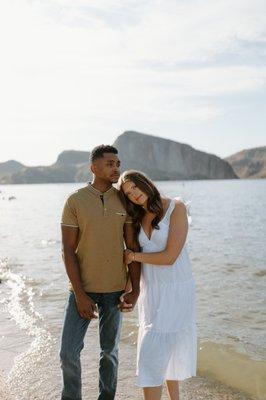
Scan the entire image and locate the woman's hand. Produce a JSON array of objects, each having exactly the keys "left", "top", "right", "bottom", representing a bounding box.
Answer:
[
  {"left": 119, "top": 290, "right": 140, "bottom": 312},
  {"left": 124, "top": 249, "right": 135, "bottom": 264}
]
